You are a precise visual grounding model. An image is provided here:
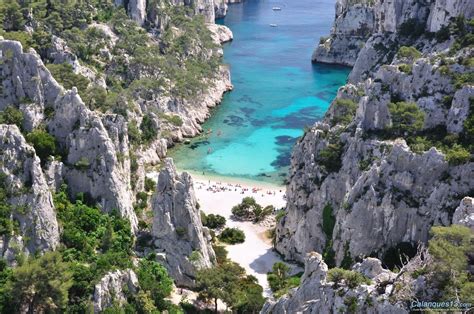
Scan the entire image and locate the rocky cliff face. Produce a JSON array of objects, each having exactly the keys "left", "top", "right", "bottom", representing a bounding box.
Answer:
[
  {"left": 276, "top": 0, "right": 474, "bottom": 267},
  {"left": 0, "top": 125, "right": 60, "bottom": 265},
  {"left": 312, "top": 0, "right": 474, "bottom": 66},
  {"left": 151, "top": 158, "right": 215, "bottom": 287},
  {"left": 262, "top": 253, "right": 407, "bottom": 314},
  {"left": 121, "top": 0, "right": 239, "bottom": 25},
  {"left": 0, "top": 39, "right": 139, "bottom": 231}
]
